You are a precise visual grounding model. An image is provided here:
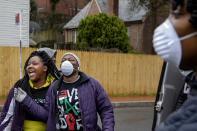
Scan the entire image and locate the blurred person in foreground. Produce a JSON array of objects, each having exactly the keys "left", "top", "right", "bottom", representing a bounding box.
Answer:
[
  {"left": 0, "top": 51, "right": 60, "bottom": 131},
  {"left": 153, "top": 0, "right": 197, "bottom": 130}
]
